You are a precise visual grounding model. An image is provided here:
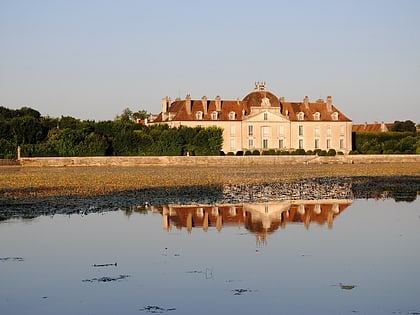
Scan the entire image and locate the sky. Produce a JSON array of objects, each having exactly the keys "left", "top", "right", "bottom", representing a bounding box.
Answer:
[{"left": 1, "top": 0, "right": 419, "bottom": 123}]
